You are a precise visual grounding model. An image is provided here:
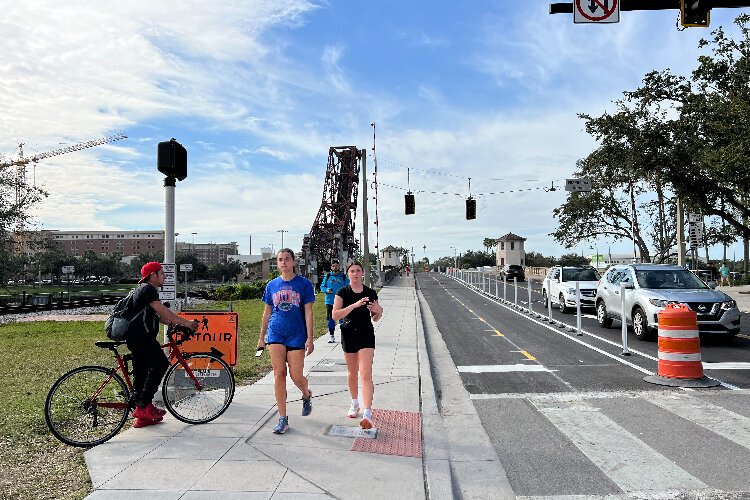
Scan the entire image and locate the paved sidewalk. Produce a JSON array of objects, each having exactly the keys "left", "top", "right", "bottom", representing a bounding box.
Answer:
[{"left": 83, "top": 275, "right": 512, "bottom": 499}]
